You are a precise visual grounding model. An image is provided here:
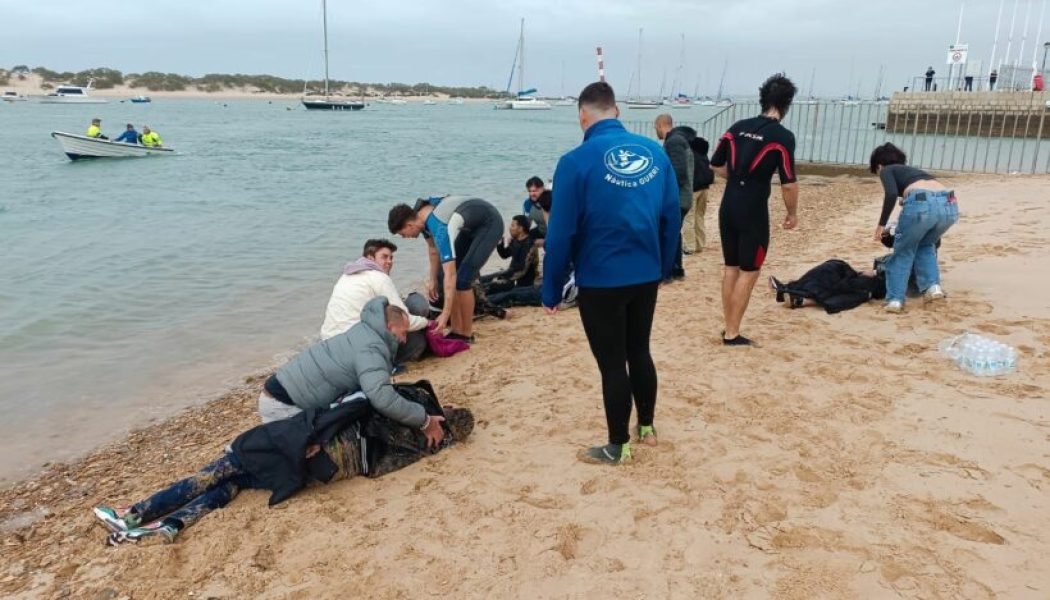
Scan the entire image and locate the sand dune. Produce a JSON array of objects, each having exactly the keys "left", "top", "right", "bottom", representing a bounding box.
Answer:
[{"left": 1, "top": 172, "right": 1048, "bottom": 598}]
